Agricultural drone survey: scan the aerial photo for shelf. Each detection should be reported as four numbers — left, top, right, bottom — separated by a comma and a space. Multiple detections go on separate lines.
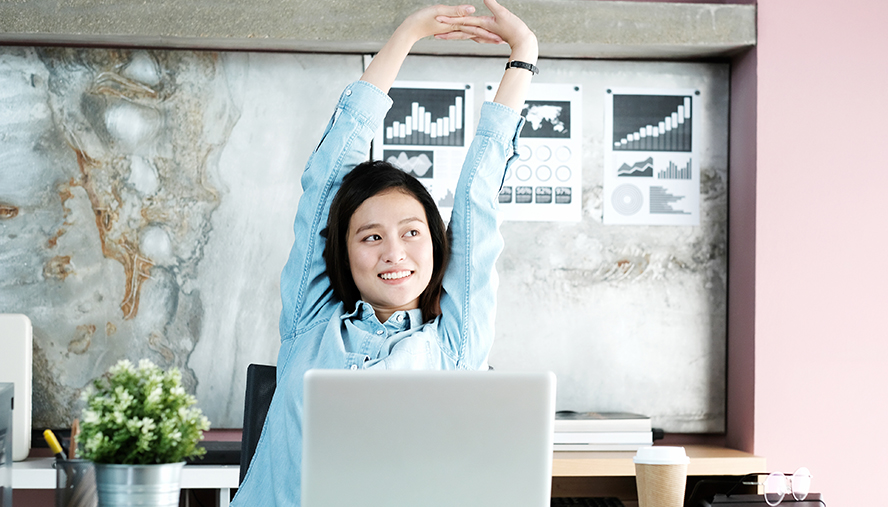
553, 445, 765, 478
0, 1, 755, 59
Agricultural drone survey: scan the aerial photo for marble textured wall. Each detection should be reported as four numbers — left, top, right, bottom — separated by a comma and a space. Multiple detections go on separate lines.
0, 48, 356, 428
1, 48, 727, 431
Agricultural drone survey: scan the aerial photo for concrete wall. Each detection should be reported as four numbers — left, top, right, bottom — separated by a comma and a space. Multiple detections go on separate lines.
0, 0, 755, 59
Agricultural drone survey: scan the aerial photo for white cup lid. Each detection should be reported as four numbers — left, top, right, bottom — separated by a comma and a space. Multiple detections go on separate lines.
633, 446, 690, 465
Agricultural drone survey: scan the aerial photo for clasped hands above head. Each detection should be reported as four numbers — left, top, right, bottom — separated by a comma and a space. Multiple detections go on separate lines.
400, 0, 537, 50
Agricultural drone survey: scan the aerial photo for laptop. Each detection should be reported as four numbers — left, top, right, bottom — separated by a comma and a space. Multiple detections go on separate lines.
302, 369, 556, 507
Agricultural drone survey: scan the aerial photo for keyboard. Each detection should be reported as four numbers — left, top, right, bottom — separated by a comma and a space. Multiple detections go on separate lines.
551, 498, 625, 507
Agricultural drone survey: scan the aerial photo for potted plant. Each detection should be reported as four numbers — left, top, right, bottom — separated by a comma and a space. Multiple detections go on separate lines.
79, 359, 211, 507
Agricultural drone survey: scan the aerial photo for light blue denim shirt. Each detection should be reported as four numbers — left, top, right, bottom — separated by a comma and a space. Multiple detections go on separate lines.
232, 80, 524, 506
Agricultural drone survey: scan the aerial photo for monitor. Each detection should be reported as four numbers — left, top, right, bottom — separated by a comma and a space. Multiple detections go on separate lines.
0, 314, 32, 462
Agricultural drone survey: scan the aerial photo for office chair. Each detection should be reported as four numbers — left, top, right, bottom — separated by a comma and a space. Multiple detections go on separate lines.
239, 363, 277, 484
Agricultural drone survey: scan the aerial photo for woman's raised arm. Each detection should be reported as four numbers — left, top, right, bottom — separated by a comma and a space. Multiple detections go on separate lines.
360, 4, 502, 94
435, 0, 538, 111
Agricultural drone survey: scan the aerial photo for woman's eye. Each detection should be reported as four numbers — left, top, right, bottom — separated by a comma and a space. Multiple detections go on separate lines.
363, 234, 381, 242
404, 230, 419, 238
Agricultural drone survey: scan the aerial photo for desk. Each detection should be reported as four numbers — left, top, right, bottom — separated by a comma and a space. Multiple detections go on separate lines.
552, 445, 765, 505
14, 446, 762, 506
12, 458, 240, 507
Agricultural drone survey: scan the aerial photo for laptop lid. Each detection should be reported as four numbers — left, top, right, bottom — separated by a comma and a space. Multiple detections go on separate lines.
302, 369, 556, 507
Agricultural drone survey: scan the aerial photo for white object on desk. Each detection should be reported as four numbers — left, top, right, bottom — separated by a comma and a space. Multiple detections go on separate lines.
0, 314, 32, 462
13, 458, 240, 507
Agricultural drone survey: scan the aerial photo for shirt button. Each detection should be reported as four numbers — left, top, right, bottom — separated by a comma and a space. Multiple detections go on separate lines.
376, 329, 384, 335
345, 89, 352, 96
350, 364, 357, 370
396, 314, 404, 323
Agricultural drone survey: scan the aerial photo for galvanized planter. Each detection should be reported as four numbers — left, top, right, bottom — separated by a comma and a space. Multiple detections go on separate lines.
93, 462, 185, 507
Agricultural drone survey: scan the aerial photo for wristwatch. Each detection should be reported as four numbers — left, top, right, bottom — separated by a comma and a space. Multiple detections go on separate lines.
505, 60, 539, 75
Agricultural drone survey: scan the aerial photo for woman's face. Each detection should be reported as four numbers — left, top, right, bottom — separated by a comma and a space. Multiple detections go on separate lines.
346, 189, 434, 322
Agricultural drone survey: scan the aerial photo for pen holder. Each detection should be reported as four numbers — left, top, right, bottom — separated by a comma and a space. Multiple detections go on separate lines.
55, 459, 97, 507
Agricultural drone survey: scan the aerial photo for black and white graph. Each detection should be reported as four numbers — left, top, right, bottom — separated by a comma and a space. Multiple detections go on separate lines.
650, 186, 691, 215
612, 94, 692, 152
372, 81, 475, 224
618, 157, 654, 177
384, 87, 466, 146
604, 88, 700, 226
658, 159, 692, 180
384, 149, 434, 179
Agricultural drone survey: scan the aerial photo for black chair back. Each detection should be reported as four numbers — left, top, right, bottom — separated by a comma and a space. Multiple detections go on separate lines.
239, 363, 277, 484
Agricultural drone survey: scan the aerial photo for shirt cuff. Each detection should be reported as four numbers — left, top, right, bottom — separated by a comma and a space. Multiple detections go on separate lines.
338, 80, 394, 131
475, 101, 526, 144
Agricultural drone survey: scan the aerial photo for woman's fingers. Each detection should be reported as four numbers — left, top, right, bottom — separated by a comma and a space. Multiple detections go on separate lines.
431, 1, 533, 47
439, 4, 476, 17
434, 12, 505, 43
435, 27, 504, 44
435, 14, 494, 30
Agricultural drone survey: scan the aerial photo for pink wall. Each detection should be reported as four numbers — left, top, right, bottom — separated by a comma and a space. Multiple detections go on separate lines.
755, 0, 888, 504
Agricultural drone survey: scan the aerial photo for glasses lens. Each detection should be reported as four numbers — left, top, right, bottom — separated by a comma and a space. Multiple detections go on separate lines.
791, 467, 812, 501
764, 472, 787, 506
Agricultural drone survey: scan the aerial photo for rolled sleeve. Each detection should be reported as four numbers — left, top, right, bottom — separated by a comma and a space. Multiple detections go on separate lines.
279, 81, 392, 342
437, 100, 526, 370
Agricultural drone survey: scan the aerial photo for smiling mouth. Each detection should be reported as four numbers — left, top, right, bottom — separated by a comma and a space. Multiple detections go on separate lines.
379, 270, 413, 281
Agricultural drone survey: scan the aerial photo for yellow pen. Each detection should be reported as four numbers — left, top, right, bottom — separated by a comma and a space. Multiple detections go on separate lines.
43, 429, 68, 461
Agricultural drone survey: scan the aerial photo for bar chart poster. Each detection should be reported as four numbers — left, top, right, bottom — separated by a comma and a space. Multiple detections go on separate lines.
603, 88, 700, 226
485, 82, 583, 222
372, 81, 474, 223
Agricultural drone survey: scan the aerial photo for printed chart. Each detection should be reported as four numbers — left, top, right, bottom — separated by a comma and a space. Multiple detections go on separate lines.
603, 88, 700, 226
486, 82, 583, 222
373, 82, 474, 223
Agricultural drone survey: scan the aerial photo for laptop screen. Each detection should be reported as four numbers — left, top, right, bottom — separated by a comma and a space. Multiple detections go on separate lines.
302, 369, 556, 507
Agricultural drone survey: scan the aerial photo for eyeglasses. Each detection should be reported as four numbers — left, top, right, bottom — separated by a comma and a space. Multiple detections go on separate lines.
727, 467, 813, 506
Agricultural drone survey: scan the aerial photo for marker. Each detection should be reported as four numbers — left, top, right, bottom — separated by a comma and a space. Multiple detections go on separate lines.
43, 429, 67, 461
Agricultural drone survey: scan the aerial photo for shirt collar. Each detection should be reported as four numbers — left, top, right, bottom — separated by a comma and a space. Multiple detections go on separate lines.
342, 301, 424, 331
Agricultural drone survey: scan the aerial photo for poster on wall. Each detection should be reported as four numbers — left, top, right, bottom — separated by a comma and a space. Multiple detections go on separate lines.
371, 81, 474, 224
603, 88, 701, 226
486, 82, 582, 222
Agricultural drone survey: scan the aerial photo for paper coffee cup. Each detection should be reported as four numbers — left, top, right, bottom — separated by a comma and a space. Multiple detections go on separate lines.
634, 447, 690, 507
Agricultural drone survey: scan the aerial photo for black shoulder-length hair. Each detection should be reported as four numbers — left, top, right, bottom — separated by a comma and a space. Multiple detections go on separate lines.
323, 160, 450, 322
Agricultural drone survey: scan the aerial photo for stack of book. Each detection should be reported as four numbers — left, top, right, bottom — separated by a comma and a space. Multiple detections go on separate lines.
553, 412, 653, 451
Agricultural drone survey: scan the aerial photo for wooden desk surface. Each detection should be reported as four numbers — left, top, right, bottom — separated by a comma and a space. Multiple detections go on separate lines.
15, 445, 763, 489
553, 445, 765, 477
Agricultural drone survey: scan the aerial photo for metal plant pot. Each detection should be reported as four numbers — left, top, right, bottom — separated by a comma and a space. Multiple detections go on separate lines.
93, 462, 184, 507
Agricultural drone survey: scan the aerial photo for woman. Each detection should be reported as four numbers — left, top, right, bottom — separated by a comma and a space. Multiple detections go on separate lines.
233, 1, 538, 504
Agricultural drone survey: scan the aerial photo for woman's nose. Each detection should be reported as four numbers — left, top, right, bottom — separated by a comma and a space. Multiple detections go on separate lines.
383, 239, 406, 263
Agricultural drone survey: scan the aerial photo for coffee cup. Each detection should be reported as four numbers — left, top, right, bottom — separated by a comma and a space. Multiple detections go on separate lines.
633, 446, 690, 507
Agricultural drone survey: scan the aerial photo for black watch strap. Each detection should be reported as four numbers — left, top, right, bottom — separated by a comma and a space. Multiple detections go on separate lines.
505, 60, 539, 75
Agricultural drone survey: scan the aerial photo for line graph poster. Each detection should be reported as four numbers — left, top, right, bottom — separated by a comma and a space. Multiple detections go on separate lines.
372, 81, 474, 223
486, 82, 582, 222
603, 88, 701, 226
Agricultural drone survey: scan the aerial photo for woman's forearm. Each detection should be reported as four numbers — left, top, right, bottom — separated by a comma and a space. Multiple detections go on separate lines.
493, 33, 539, 111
